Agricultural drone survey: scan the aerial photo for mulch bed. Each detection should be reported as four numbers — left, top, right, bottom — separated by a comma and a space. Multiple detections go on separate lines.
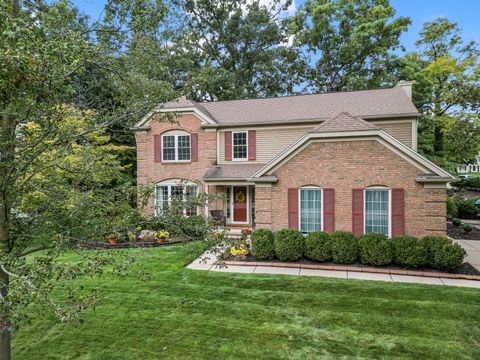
222, 253, 480, 278
447, 222, 480, 241
79, 239, 188, 250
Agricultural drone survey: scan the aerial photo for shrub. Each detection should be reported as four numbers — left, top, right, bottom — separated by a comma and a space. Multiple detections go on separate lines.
250, 229, 275, 260
421, 236, 466, 270
451, 218, 462, 227
432, 242, 466, 271
331, 231, 358, 264
446, 197, 459, 219
463, 223, 473, 234
392, 236, 427, 268
358, 233, 393, 266
452, 177, 480, 191
274, 229, 305, 261
457, 198, 478, 219
179, 215, 209, 239
304, 231, 332, 262
230, 241, 248, 257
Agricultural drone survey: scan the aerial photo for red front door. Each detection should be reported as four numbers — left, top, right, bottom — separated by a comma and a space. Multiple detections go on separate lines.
233, 187, 247, 222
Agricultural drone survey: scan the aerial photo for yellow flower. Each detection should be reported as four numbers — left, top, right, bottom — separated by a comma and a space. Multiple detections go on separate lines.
230, 243, 248, 256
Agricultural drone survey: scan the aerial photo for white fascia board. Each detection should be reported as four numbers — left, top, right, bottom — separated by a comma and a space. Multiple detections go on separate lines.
251, 129, 454, 179
133, 107, 217, 128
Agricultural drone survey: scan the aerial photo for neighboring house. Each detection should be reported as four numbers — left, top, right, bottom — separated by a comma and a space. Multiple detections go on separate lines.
133, 81, 454, 238
457, 154, 480, 173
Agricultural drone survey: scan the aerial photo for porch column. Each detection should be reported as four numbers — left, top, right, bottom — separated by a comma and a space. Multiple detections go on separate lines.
254, 184, 272, 230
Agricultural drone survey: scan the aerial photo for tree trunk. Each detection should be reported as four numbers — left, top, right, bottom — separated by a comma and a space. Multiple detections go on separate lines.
434, 122, 444, 156
0, 111, 14, 360
0, 271, 10, 360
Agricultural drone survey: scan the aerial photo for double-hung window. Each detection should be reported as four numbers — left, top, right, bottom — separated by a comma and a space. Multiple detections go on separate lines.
155, 182, 198, 216
299, 187, 322, 233
364, 188, 390, 236
162, 132, 190, 162
232, 131, 248, 160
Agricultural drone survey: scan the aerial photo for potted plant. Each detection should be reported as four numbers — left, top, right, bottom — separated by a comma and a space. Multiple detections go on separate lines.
155, 230, 170, 244
106, 232, 119, 245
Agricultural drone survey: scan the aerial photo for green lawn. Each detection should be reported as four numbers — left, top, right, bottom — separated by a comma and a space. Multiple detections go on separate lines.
13, 243, 480, 359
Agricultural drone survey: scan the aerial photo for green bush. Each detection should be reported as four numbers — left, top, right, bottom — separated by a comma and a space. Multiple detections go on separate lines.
463, 223, 473, 234
250, 229, 275, 260
432, 242, 466, 271
451, 218, 462, 227
304, 231, 332, 262
392, 236, 427, 268
446, 197, 459, 219
457, 198, 478, 219
358, 233, 393, 266
421, 236, 465, 270
274, 229, 305, 261
452, 177, 480, 191
331, 231, 358, 264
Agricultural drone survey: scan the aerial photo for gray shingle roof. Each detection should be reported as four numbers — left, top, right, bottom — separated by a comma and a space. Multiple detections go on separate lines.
203, 163, 266, 180
164, 86, 418, 126
311, 112, 377, 133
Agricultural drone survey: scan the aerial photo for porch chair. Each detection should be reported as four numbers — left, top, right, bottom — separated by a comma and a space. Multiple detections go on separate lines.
210, 210, 226, 228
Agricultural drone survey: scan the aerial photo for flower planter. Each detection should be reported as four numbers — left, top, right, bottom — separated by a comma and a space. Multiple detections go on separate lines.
108, 239, 118, 245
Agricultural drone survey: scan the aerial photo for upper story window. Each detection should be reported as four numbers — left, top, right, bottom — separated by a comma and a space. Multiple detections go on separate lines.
162, 131, 190, 162
299, 187, 323, 234
233, 131, 248, 160
364, 188, 390, 237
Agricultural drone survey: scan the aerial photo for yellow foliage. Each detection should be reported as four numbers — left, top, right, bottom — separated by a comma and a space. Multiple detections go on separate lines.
230, 243, 248, 256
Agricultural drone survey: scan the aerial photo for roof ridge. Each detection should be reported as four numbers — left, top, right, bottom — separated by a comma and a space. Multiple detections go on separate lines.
198, 87, 398, 105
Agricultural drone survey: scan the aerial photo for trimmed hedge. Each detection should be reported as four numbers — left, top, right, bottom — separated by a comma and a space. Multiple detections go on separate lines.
274, 229, 305, 261
250, 229, 275, 260
392, 236, 427, 268
331, 231, 358, 264
247, 229, 466, 272
421, 236, 466, 271
358, 233, 393, 266
304, 231, 332, 262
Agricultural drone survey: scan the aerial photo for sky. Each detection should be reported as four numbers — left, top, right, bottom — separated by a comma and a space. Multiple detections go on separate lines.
71, 0, 480, 52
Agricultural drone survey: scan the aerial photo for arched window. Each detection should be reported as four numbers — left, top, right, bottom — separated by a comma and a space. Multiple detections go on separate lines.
155, 179, 198, 216
299, 186, 323, 233
161, 130, 190, 162
364, 186, 390, 237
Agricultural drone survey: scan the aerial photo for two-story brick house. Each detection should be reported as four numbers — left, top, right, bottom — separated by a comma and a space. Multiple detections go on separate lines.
134, 81, 454, 238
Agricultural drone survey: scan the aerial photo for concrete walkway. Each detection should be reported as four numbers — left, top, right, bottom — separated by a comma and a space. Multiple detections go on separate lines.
187, 250, 480, 289
454, 239, 480, 271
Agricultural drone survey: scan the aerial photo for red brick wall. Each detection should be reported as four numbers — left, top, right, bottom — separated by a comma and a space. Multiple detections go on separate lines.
256, 140, 446, 237
136, 114, 217, 214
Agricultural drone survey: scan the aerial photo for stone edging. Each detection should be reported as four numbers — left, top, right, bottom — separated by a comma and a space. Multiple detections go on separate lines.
221, 260, 480, 281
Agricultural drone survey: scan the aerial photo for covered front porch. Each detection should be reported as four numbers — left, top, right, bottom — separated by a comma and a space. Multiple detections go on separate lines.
206, 183, 256, 230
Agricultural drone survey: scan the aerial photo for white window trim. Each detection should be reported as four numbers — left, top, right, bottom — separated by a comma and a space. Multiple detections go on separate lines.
161, 132, 191, 163
154, 181, 199, 216
232, 130, 248, 161
363, 187, 391, 238
298, 186, 324, 234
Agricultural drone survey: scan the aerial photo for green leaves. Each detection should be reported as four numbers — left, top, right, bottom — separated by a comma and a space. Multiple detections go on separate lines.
294, 0, 411, 92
